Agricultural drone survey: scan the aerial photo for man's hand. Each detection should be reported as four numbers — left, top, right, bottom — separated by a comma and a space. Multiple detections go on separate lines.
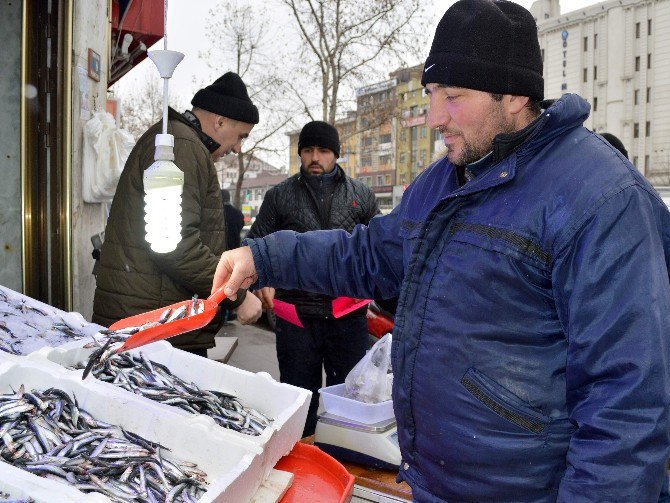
212, 247, 258, 300
254, 287, 275, 310
234, 291, 262, 325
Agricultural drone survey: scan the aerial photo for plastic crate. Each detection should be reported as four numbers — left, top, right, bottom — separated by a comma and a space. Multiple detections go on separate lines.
0, 358, 264, 502
28, 339, 310, 481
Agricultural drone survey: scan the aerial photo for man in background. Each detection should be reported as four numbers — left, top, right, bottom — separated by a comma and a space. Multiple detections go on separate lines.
93, 72, 262, 356
248, 120, 379, 436
221, 188, 245, 249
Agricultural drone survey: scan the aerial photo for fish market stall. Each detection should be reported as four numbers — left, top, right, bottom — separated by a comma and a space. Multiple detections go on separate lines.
0, 285, 324, 502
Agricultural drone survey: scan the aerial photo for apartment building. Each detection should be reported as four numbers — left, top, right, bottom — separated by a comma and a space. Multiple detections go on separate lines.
391, 65, 445, 189
356, 79, 397, 209
533, 0, 670, 184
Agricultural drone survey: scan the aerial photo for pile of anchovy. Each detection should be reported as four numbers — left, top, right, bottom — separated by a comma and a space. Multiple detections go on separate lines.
0, 385, 207, 502
0, 288, 87, 356
77, 335, 273, 437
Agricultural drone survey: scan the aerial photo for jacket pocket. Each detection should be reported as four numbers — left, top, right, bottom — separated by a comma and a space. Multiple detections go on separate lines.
461, 367, 550, 434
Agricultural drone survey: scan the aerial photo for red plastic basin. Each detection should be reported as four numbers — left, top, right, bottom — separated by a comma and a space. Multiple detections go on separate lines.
276, 442, 355, 503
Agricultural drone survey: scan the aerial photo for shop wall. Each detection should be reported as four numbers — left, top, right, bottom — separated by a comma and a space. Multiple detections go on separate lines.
0, 1, 23, 291
70, 0, 109, 320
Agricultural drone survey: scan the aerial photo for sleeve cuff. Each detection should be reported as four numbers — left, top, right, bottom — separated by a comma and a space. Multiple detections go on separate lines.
243, 237, 270, 291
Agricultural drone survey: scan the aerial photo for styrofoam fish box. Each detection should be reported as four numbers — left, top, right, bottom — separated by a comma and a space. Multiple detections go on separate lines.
319, 383, 395, 425
29, 339, 311, 481
0, 358, 265, 503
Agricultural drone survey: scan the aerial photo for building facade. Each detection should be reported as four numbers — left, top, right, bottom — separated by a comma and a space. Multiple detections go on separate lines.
238, 170, 289, 224
356, 79, 397, 209
533, 0, 670, 184
392, 65, 445, 189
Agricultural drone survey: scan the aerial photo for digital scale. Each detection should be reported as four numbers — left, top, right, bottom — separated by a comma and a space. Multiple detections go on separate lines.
314, 412, 401, 471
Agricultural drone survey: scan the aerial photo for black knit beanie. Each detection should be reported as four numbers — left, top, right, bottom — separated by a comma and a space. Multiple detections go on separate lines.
191, 72, 259, 124
421, 0, 544, 101
298, 121, 340, 158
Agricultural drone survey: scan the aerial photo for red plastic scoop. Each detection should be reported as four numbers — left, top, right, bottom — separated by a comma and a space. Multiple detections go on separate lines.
109, 286, 227, 353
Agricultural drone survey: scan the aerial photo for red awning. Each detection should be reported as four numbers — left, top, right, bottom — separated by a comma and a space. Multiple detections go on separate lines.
109, 0, 165, 85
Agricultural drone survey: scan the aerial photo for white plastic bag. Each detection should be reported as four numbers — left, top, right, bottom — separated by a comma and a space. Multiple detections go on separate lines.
345, 333, 393, 403
82, 111, 135, 203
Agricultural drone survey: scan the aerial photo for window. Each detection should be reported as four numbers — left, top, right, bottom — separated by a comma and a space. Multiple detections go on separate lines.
411, 127, 418, 141
633, 156, 638, 167
646, 121, 651, 136
400, 130, 406, 142
648, 19, 652, 35
647, 87, 651, 103
594, 33, 598, 49
634, 89, 639, 105
400, 174, 407, 184
399, 152, 406, 163
420, 149, 427, 162
361, 155, 372, 167
385, 174, 391, 185
593, 66, 598, 80
635, 56, 640, 71
647, 53, 652, 69
364, 137, 373, 147
593, 97, 598, 111
541, 49, 545, 62
379, 134, 392, 144
645, 155, 649, 170
583, 68, 588, 82
379, 155, 391, 165
583, 36, 588, 51
420, 127, 427, 139
432, 129, 441, 141
635, 22, 640, 38
376, 175, 383, 186
634, 123, 639, 138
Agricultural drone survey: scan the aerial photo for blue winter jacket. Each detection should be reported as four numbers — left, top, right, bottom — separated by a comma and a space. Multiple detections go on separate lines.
247, 94, 670, 502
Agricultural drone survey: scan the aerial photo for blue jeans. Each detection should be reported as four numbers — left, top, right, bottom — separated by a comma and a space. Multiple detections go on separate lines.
275, 314, 369, 437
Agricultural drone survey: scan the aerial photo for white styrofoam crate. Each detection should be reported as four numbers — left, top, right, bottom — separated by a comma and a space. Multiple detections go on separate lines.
28, 339, 311, 481
319, 383, 394, 425
0, 358, 265, 503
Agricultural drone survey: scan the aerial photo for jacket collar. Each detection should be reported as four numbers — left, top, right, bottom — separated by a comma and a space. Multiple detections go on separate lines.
443, 94, 590, 199
169, 108, 221, 154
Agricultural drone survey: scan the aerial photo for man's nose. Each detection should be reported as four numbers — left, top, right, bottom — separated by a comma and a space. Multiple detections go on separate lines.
310, 151, 321, 163
426, 103, 449, 130
232, 141, 242, 154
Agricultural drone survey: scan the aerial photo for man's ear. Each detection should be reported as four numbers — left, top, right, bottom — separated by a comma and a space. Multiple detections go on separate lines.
507, 95, 530, 115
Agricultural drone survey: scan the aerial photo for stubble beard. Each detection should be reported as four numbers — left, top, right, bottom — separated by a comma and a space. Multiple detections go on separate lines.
450, 102, 516, 166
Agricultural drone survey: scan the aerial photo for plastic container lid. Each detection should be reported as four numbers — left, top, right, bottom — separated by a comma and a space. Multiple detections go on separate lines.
276, 442, 354, 503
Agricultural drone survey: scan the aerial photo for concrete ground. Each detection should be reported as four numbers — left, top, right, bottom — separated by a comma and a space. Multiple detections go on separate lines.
214, 318, 280, 380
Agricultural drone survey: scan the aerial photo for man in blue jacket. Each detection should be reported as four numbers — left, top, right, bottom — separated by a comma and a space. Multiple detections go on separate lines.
212, 0, 670, 500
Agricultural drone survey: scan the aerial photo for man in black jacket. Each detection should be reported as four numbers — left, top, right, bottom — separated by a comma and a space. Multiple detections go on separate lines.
221, 189, 245, 249
249, 120, 379, 436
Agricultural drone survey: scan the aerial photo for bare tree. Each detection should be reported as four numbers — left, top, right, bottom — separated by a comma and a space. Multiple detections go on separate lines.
200, 1, 296, 208
114, 70, 187, 140
279, 0, 428, 124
